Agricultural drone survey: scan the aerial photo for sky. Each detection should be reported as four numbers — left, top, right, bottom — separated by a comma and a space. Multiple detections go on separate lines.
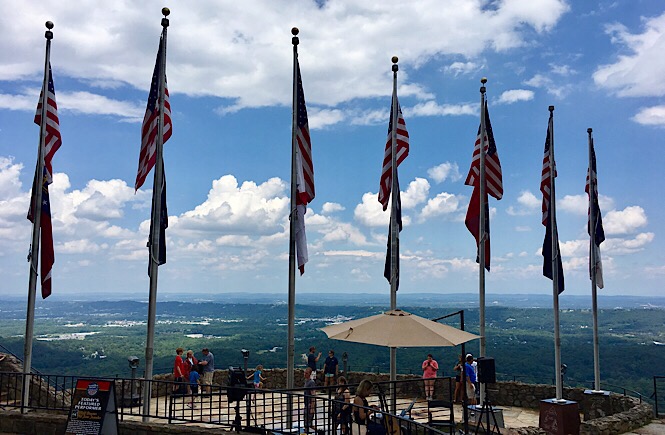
0, 0, 664, 301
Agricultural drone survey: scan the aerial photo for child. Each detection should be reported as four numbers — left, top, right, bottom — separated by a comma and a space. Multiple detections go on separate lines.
187, 365, 201, 408
248, 364, 267, 388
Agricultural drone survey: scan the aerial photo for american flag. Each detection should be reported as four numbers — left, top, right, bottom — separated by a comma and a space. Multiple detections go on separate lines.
464, 102, 503, 200
135, 37, 172, 191
541, 114, 564, 293
540, 117, 556, 225
33, 64, 61, 184
378, 100, 409, 210
586, 139, 605, 288
294, 58, 314, 274
465, 102, 502, 271
295, 60, 314, 206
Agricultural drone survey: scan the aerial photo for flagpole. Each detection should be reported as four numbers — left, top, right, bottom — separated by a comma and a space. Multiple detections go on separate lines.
478, 78, 487, 406
22, 20, 53, 413
588, 128, 601, 392
286, 27, 299, 401
548, 105, 563, 401
142, 8, 169, 421
389, 56, 399, 386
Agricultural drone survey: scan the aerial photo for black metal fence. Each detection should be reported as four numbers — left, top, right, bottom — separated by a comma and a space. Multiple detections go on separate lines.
654, 376, 665, 418
0, 371, 452, 434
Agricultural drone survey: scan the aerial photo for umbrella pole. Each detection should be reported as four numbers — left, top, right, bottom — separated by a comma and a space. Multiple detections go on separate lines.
432, 309, 470, 434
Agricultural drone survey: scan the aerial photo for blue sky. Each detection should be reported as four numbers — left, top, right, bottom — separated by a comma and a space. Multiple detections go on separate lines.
0, 0, 664, 300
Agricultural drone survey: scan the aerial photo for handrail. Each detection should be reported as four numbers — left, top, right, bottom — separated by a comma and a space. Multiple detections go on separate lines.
0, 371, 451, 433
653, 375, 665, 417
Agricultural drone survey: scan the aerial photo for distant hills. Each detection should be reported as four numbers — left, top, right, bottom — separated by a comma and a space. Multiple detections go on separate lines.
6, 292, 663, 310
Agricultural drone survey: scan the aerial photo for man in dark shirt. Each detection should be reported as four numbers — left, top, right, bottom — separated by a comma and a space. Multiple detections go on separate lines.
307, 346, 321, 382
323, 349, 339, 387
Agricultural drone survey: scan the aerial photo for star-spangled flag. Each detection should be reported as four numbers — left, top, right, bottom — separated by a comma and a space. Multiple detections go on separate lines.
384, 174, 402, 289
33, 63, 61, 184
541, 116, 564, 294
465, 102, 503, 200
136, 36, 172, 191
148, 162, 168, 277
27, 170, 54, 299
378, 100, 409, 210
586, 141, 605, 289
465, 102, 502, 270
294, 58, 314, 274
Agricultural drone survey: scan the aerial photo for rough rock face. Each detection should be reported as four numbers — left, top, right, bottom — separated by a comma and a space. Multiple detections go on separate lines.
0, 352, 23, 373
0, 352, 70, 409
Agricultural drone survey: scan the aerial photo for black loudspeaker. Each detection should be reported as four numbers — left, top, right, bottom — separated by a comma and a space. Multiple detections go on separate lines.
477, 357, 496, 384
227, 366, 248, 402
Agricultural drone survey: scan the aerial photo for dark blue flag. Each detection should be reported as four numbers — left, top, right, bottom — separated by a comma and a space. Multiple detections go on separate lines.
384, 174, 402, 289
148, 162, 167, 276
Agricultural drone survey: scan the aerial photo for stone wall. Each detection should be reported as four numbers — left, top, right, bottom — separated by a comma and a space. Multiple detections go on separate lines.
0, 411, 252, 435
487, 381, 654, 435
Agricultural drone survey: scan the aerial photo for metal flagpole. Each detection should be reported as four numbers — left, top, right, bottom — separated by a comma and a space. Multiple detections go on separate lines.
588, 128, 602, 392
287, 27, 299, 412
142, 8, 169, 421
389, 56, 399, 387
548, 106, 563, 401
388, 56, 400, 414
22, 20, 53, 413
478, 78, 487, 406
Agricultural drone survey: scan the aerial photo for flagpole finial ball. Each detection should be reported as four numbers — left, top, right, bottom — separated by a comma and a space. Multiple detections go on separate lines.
391, 56, 398, 64
292, 27, 299, 36
587, 128, 592, 133
549, 105, 555, 112
45, 21, 54, 30
481, 77, 487, 84
162, 7, 170, 17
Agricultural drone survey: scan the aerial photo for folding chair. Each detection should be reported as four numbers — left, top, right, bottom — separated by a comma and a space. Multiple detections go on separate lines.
427, 399, 455, 434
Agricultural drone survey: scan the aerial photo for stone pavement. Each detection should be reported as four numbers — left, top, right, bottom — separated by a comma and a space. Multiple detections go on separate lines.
623, 418, 665, 434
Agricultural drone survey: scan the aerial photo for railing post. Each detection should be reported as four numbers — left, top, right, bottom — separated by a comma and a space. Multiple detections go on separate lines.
654, 376, 659, 417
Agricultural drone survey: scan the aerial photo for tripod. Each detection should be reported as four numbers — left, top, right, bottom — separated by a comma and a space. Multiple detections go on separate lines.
473, 387, 501, 435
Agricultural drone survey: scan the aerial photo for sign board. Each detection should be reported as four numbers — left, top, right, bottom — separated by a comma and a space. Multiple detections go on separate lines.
65, 379, 119, 435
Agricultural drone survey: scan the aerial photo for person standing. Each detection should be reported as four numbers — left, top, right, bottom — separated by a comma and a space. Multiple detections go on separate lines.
465, 354, 477, 406
303, 367, 317, 433
323, 350, 339, 387
183, 349, 198, 395
352, 379, 379, 435
307, 346, 321, 382
453, 354, 464, 403
173, 347, 186, 395
248, 364, 267, 389
421, 353, 439, 400
199, 347, 215, 394
334, 376, 352, 434
187, 365, 200, 408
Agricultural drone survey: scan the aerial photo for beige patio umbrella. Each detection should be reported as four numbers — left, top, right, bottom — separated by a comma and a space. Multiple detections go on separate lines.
320, 309, 479, 347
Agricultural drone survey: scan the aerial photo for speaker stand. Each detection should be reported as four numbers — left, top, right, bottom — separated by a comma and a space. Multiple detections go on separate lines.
473, 389, 501, 435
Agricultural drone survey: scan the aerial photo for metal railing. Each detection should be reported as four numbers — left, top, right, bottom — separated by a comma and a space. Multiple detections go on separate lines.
587, 381, 645, 404
0, 371, 453, 433
654, 376, 665, 417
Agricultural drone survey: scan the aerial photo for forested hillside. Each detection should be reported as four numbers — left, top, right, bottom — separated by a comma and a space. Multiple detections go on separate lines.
0, 299, 663, 397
